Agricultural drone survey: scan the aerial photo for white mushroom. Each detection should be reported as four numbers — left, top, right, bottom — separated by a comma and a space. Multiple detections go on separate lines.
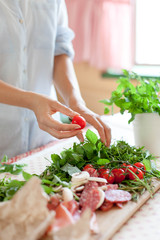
74, 185, 85, 192
96, 188, 105, 209
88, 177, 107, 183
71, 171, 90, 183
71, 180, 87, 192
62, 187, 73, 202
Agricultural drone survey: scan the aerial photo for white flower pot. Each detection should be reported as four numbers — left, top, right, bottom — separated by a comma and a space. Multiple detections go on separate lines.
133, 113, 160, 157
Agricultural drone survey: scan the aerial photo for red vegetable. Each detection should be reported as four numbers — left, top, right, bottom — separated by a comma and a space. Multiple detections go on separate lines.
98, 168, 115, 184
71, 115, 86, 129
134, 162, 146, 173
111, 168, 125, 183
83, 164, 94, 171
83, 165, 98, 177
129, 167, 144, 180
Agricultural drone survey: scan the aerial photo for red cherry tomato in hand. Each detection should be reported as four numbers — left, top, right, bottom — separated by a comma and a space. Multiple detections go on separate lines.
134, 162, 146, 173
71, 115, 86, 129
111, 168, 125, 183
98, 168, 115, 184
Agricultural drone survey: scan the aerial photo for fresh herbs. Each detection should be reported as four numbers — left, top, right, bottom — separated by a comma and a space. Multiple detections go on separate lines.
100, 69, 160, 123
0, 162, 27, 175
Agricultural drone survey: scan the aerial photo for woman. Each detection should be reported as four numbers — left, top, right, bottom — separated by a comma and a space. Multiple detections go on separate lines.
0, 0, 111, 159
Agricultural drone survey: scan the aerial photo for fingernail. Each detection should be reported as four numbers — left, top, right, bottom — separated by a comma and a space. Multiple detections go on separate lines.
75, 125, 81, 129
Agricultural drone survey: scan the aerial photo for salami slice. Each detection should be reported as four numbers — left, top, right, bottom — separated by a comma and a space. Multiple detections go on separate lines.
116, 202, 124, 208
105, 184, 119, 190
105, 189, 131, 203
100, 200, 113, 211
79, 181, 100, 212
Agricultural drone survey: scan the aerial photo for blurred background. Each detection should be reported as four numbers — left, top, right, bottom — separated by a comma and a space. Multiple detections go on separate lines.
64, 0, 160, 115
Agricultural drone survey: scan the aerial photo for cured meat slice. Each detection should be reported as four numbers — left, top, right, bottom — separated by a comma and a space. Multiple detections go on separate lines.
52, 202, 76, 232
105, 189, 131, 203
116, 202, 124, 208
79, 181, 100, 212
47, 195, 60, 211
62, 200, 80, 221
99, 200, 113, 211
105, 184, 119, 190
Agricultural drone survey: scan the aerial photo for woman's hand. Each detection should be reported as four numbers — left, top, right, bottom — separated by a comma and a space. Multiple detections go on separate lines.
30, 93, 83, 140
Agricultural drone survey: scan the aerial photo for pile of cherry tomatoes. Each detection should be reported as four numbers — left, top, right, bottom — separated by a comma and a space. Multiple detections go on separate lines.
83, 162, 146, 184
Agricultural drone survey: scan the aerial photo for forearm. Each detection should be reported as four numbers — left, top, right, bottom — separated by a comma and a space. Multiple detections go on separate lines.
0, 80, 34, 110
53, 54, 85, 108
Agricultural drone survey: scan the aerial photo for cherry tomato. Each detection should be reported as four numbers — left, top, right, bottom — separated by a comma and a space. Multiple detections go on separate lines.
129, 167, 144, 180
134, 168, 144, 179
134, 162, 146, 173
83, 165, 98, 177
125, 165, 135, 179
111, 168, 125, 183
98, 168, 115, 184
83, 164, 94, 171
71, 115, 86, 129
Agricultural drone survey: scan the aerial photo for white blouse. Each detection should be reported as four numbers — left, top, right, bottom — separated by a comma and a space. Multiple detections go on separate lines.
0, 0, 74, 159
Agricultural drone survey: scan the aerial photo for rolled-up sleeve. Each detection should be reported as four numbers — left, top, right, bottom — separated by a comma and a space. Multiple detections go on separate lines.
54, 0, 75, 59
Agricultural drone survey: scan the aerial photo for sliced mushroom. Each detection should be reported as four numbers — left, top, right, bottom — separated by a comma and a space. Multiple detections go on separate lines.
62, 187, 73, 202
71, 180, 87, 192
71, 171, 90, 183
74, 185, 85, 192
52, 185, 63, 192
88, 177, 107, 183
96, 189, 105, 209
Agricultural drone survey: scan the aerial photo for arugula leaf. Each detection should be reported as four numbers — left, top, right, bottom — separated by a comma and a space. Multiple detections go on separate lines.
0, 163, 26, 175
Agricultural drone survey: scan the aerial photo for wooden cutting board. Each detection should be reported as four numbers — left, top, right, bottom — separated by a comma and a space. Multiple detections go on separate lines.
94, 180, 160, 240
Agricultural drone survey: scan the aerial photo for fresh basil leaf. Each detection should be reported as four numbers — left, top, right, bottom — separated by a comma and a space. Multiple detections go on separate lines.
86, 129, 98, 144
22, 171, 33, 181
97, 159, 110, 165
51, 154, 61, 170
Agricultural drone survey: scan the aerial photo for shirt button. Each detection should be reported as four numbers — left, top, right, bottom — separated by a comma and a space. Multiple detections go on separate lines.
23, 47, 27, 51
23, 70, 26, 74
19, 19, 23, 24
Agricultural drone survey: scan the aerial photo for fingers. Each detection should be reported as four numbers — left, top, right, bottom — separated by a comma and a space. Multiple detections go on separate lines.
76, 111, 111, 147
53, 101, 79, 119
41, 114, 81, 131
76, 132, 84, 143
97, 117, 111, 147
41, 124, 83, 139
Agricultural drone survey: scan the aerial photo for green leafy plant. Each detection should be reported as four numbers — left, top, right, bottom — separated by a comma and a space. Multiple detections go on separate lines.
100, 69, 160, 123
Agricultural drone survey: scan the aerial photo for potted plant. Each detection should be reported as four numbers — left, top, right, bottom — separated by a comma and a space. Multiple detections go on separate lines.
100, 69, 160, 157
